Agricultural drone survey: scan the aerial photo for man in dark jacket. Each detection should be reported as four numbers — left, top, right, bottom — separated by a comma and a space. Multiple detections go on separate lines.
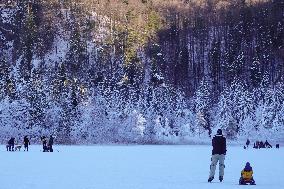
264, 140, 272, 148
48, 135, 54, 152
24, 136, 30, 151
246, 139, 250, 148
41, 136, 48, 152
208, 129, 226, 182
8, 137, 15, 151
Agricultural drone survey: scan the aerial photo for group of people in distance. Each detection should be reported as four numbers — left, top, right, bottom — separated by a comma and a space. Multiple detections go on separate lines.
208, 129, 256, 185
6, 135, 54, 152
245, 139, 278, 149
253, 140, 272, 149
41, 135, 54, 152
6, 136, 30, 151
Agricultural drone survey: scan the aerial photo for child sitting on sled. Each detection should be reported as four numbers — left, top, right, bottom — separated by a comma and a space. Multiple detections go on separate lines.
239, 162, 256, 185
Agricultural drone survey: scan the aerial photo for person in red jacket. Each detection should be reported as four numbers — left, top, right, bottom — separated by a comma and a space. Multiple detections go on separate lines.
208, 129, 226, 183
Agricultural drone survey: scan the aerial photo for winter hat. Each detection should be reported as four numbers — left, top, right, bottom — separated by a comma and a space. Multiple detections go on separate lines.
217, 129, 222, 135
244, 162, 252, 171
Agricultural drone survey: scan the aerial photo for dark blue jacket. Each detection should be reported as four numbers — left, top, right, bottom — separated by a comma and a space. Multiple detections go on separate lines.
212, 134, 226, 155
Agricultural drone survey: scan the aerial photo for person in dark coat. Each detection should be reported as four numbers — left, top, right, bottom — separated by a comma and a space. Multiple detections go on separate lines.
246, 139, 250, 148
8, 137, 15, 151
255, 141, 259, 149
48, 135, 54, 152
41, 136, 48, 152
260, 141, 264, 148
253, 142, 257, 149
23, 136, 30, 151
208, 129, 227, 183
264, 140, 272, 148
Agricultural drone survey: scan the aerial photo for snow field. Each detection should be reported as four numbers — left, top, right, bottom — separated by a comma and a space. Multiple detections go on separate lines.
0, 145, 283, 189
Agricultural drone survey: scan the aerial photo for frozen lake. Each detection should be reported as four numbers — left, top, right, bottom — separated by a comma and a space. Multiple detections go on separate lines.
0, 145, 283, 189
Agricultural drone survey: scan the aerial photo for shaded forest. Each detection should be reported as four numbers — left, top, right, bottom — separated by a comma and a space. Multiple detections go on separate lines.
0, 0, 283, 144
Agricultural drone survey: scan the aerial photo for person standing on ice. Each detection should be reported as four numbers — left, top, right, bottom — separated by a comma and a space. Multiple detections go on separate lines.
246, 139, 250, 148
264, 140, 272, 148
41, 136, 48, 152
8, 137, 15, 151
48, 135, 54, 152
208, 129, 226, 182
24, 136, 30, 151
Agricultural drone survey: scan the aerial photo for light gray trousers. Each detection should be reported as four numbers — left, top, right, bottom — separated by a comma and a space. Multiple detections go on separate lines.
209, 154, 225, 178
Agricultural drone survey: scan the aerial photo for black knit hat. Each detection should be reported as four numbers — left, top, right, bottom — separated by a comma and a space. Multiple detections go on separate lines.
217, 129, 222, 135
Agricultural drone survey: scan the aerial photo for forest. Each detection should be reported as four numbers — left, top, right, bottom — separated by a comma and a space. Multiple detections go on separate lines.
0, 0, 283, 144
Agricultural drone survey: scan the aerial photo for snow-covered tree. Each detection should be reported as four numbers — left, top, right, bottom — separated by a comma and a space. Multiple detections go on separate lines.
214, 80, 254, 139
194, 77, 213, 136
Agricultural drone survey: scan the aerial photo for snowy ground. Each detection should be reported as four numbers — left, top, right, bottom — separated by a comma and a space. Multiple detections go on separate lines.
0, 145, 283, 189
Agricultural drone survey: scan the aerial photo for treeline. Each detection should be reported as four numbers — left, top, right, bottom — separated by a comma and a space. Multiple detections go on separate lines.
0, 0, 283, 143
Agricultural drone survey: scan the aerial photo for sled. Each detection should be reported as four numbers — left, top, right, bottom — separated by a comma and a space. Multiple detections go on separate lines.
239, 179, 256, 185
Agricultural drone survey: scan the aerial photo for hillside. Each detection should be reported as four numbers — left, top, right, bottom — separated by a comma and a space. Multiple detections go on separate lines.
0, 0, 283, 144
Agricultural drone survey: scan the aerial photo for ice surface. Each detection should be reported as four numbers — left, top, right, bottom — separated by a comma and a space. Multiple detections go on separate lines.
0, 145, 283, 189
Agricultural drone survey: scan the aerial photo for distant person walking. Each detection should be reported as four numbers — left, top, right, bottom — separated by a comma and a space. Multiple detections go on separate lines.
24, 136, 30, 151
8, 137, 15, 151
48, 135, 54, 152
41, 136, 48, 152
208, 129, 227, 183
259, 141, 264, 148
246, 139, 250, 148
264, 140, 272, 148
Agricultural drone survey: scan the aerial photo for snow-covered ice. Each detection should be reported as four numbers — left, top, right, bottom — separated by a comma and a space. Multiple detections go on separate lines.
0, 145, 283, 189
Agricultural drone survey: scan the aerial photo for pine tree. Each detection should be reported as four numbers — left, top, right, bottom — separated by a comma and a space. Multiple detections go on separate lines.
250, 57, 262, 87
0, 57, 10, 99
65, 21, 87, 78
17, 1, 37, 80
209, 39, 221, 92
27, 64, 49, 130
195, 77, 213, 136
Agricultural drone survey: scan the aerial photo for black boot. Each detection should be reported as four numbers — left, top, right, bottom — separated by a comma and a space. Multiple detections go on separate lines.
208, 177, 214, 182
219, 176, 223, 182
